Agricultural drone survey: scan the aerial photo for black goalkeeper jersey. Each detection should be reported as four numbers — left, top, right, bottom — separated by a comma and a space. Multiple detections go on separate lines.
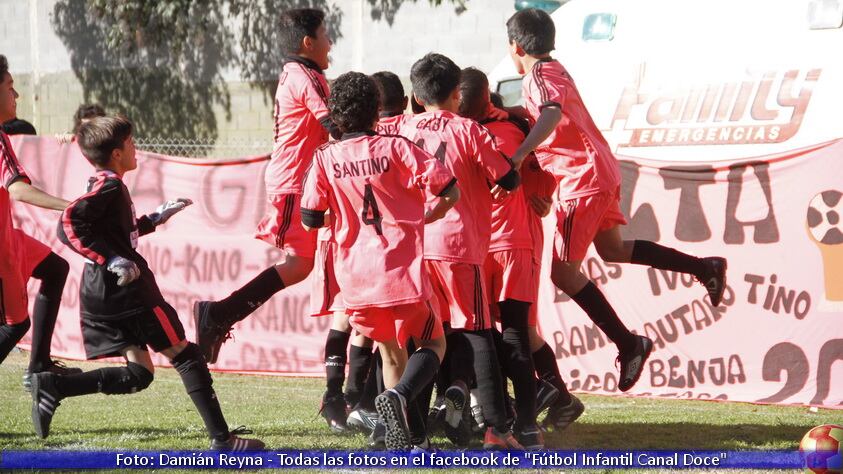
57, 169, 166, 320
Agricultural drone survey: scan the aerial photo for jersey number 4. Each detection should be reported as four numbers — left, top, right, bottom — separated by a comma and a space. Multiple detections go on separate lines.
415, 139, 447, 164
361, 184, 384, 236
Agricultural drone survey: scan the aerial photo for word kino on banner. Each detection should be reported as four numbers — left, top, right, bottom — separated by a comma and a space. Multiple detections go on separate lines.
0, 450, 805, 470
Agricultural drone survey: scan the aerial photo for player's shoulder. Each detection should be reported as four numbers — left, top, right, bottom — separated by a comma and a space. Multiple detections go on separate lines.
377, 133, 421, 150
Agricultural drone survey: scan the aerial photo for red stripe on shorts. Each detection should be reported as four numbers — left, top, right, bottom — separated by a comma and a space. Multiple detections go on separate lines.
153, 306, 181, 346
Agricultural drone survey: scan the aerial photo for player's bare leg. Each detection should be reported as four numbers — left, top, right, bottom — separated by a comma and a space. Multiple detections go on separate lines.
194, 254, 314, 363
592, 225, 727, 306
550, 257, 652, 392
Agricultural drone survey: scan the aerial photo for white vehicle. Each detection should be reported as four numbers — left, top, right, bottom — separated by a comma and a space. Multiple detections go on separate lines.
489, 0, 843, 161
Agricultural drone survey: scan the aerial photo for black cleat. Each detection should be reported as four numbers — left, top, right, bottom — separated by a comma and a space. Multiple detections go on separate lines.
31, 372, 62, 439
617, 335, 654, 392
442, 381, 472, 447
516, 424, 545, 450
535, 379, 560, 416
319, 392, 349, 434
209, 426, 265, 451
193, 301, 232, 364
368, 419, 386, 448
542, 394, 584, 431
697, 257, 727, 306
375, 389, 412, 450
23, 360, 82, 393
347, 407, 378, 434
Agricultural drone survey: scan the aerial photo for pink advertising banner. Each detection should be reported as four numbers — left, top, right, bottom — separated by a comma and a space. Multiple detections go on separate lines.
10, 136, 843, 409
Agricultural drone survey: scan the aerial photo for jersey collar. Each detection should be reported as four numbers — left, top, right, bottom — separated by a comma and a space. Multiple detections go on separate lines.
340, 130, 377, 141
95, 169, 120, 179
282, 55, 323, 74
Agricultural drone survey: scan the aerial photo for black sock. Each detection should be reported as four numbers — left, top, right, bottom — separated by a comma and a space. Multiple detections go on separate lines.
0, 320, 31, 365
324, 329, 349, 397
464, 330, 508, 432
407, 396, 428, 443
571, 281, 636, 352
345, 345, 373, 407
631, 240, 704, 277
172, 343, 229, 441
446, 331, 474, 387
499, 300, 537, 428
216, 268, 285, 327
490, 327, 510, 380
533, 343, 571, 406
357, 348, 380, 411
29, 253, 69, 371
393, 348, 440, 403
55, 363, 154, 398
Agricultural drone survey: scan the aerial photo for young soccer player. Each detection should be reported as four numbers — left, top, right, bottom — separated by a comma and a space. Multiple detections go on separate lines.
458, 67, 542, 446
505, 9, 728, 392
0, 54, 81, 389
301, 71, 458, 449
371, 71, 410, 135
33, 115, 264, 450
399, 53, 526, 449
193, 8, 340, 364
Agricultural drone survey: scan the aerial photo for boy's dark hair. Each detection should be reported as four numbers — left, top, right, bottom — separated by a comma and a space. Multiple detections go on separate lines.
77, 115, 134, 167
410, 53, 461, 106
410, 93, 425, 114
279, 9, 326, 55
458, 67, 490, 121
490, 92, 504, 109
73, 104, 106, 134
0, 55, 8, 80
506, 8, 556, 55
370, 71, 405, 113
329, 72, 380, 134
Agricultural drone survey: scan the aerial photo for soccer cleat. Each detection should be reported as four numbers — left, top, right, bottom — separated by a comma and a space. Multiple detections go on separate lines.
483, 427, 524, 450
209, 426, 265, 451
319, 392, 350, 434
23, 360, 82, 392
368, 419, 386, 448
542, 394, 585, 431
516, 424, 545, 450
535, 379, 560, 416
469, 389, 486, 434
697, 257, 728, 306
410, 436, 432, 453
442, 381, 473, 447
427, 393, 446, 436
617, 335, 654, 392
347, 407, 378, 434
193, 301, 232, 364
375, 389, 412, 450
31, 372, 62, 439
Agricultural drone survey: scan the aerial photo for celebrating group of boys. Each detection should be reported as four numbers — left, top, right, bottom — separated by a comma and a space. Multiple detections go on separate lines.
0, 7, 726, 451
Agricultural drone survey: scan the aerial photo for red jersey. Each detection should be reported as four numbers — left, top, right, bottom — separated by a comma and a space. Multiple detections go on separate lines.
481, 118, 533, 253
266, 56, 331, 196
399, 110, 519, 265
301, 131, 455, 309
375, 113, 409, 135
522, 58, 621, 199
520, 153, 556, 262
0, 132, 30, 262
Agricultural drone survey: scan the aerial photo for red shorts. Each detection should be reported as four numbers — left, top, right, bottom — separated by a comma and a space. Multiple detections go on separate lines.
554, 189, 627, 262
255, 193, 317, 258
484, 249, 536, 305
349, 300, 443, 349
310, 239, 345, 317
0, 231, 51, 325
425, 260, 490, 331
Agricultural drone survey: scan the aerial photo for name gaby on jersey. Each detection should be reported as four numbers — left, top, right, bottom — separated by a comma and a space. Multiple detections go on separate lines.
331, 156, 391, 178
609, 69, 820, 147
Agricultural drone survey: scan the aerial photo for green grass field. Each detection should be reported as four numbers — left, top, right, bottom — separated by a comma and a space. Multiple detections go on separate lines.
0, 349, 831, 473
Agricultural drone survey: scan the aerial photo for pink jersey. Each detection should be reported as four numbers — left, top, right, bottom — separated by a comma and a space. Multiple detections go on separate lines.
482, 119, 533, 253
375, 113, 409, 136
301, 131, 455, 309
520, 153, 556, 263
522, 58, 621, 200
265, 56, 331, 196
399, 110, 519, 265
0, 132, 29, 261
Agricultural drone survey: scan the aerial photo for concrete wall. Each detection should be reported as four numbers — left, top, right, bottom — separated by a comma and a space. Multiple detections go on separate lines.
0, 0, 514, 155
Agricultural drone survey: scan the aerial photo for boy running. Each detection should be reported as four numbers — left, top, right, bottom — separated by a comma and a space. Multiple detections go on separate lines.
301, 72, 458, 449
34, 115, 263, 450
505, 9, 728, 392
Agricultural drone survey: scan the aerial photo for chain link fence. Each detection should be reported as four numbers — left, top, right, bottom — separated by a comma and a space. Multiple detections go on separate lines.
134, 137, 272, 159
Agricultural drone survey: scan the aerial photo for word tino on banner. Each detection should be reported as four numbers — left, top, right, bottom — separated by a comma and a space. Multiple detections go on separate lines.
0, 450, 809, 470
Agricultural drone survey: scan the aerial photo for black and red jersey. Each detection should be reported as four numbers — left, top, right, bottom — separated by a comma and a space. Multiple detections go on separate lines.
57, 170, 166, 320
